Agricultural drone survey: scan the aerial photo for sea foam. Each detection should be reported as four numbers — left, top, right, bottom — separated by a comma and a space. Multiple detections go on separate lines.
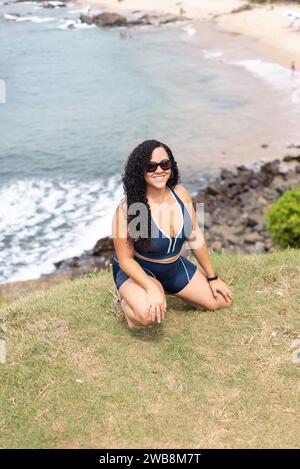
0, 176, 122, 283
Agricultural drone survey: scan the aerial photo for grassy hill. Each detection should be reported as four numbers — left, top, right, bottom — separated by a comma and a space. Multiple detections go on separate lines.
0, 249, 299, 448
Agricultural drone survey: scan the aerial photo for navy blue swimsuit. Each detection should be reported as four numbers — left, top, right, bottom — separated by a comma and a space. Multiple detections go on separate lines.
112, 186, 197, 294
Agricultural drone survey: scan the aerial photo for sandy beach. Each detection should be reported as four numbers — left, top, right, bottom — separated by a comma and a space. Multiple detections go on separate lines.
73, 0, 300, 69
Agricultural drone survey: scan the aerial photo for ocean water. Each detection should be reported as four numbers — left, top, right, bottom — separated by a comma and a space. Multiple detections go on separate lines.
1, 1, 300, 283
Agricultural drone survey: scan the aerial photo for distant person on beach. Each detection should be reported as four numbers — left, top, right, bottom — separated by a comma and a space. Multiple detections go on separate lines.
291, 60, 296, 76
111, 140, 233, 328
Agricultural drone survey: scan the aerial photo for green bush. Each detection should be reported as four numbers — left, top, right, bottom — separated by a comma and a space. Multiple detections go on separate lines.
266, 184, 300, 248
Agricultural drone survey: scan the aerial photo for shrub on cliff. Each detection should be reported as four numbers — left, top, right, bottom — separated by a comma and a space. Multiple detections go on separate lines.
266, 184, 300, 248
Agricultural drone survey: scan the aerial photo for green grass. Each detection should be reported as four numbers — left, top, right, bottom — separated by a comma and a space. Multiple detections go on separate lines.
0, 249, 299, 448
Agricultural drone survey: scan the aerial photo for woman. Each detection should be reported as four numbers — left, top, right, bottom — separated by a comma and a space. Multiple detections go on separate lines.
112, 139, 233, 328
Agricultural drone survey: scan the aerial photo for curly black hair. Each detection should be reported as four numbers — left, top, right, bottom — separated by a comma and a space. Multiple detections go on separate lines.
121, 139, 181, 251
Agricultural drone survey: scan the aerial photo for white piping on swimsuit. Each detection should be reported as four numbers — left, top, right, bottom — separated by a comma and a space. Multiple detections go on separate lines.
150, 187, 184, 255
113, 257, 157, 278
180, 257, 190, 282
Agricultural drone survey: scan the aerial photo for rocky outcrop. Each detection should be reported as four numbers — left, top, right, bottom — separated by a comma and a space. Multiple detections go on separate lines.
80, 12, 128, 28
191, 159, 300, 254
52, 236, 114, 276
79, 11, 190, 28
42, 1, 67, 8
230, 4, 253, 15
283, 154, 300, 163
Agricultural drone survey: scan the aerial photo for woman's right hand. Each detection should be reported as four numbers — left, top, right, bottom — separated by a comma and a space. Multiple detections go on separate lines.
145, 282, 167, 324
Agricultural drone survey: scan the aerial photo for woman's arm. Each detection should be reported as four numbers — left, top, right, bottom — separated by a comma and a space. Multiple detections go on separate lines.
112, 202, 156, 290
176, 185, 233, 303
189, 242, 217, 278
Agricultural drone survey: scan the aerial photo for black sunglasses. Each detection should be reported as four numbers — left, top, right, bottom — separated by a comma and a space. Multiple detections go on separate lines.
145, 159, 172, 173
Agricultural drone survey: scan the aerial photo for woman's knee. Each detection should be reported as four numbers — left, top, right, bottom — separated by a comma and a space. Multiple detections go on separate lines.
131, 310, 156, 327
136, 316, 156, 327
134, 303, 159, 326
206, 297, 234, 311
123, 299, 156, 327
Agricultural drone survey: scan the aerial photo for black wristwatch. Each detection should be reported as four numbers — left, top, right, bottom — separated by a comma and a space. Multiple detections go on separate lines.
207, 272, 218, 282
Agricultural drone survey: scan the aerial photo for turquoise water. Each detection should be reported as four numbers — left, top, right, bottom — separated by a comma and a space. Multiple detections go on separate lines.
1, 1, 300, 283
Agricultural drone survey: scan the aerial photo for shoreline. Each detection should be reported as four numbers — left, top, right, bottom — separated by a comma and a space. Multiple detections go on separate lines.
73, 0, 300, 70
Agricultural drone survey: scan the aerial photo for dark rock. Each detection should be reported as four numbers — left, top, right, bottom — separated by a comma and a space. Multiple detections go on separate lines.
6, 12, 21, 16
244, 245, 259, 254
255, 241, 266, 252
256, 195, 269, 206
43, 1, 67, 8
244, 233, 264, 245
283, 154, 300, 162
231, 4, 253, 14
243, 213, 265, 228
248, 178, 259, 188
79, 10, 189, 28
227, 234, 240, 245
206, 181, 222, 195
237, 191, 252, 206
255, 223, 267, 232
236, 164, 249, 172
54, 259, 64, 269
224, 183, 240, 198
137, 13, 189, 25
283, 168, 298, 181
261, 159, 281, 175
68, 257, 80, 268
204, 212, 212, 229
211, 225, 237, 237
220, 168, 236, 180
270, 174, 285, 187
211, 207, 222, 219
210, 241, 222, 252
262, 187, 279, 201
80, 12, 128, 27
92, 236, 115, 258
286, 144, 300, 149
239, 173, 256, 186
79, 14, 95, 25
261, 231, 271, 239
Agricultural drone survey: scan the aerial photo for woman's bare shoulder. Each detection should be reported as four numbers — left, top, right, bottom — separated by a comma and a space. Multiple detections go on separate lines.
173, 184, 192, 203
119, 195, 127, 208
116, 196, 128, 218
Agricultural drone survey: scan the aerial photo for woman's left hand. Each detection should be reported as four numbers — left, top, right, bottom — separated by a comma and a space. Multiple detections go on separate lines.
208, 278, 233, 303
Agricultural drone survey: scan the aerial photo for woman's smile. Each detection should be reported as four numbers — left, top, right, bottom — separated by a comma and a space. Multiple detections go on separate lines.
153, 174, 166, 181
